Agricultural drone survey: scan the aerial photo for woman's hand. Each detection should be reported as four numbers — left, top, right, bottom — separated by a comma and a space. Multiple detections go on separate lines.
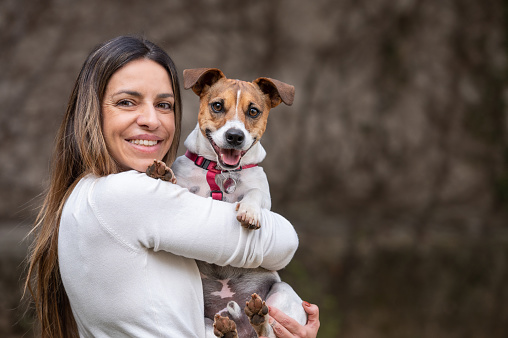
261, 301, 320, 338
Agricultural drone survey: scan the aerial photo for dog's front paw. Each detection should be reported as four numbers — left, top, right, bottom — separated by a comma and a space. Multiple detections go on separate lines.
235, 203, 261, 230
146, 160, 177, 183
244, 293, 269, 326
213, 314, 238, 338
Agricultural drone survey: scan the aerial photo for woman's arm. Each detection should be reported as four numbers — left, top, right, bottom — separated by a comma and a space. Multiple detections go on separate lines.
88, 171, 298, 271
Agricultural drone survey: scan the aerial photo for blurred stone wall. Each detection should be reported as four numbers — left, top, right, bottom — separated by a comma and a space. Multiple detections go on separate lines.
1, 0, 508, 337
1, 0, 506, 226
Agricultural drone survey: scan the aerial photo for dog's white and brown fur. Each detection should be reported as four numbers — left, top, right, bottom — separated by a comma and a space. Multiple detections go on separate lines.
148, 68, 306, 337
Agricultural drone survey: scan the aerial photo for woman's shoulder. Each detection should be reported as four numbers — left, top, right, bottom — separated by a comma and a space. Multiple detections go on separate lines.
85, 170, 149, 183
84, 170, 191, 206
71, 171, 142, 194
84, 170, 170, 190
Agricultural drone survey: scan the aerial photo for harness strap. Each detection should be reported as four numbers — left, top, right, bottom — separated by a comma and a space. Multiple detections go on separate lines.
185, 150, 257, 200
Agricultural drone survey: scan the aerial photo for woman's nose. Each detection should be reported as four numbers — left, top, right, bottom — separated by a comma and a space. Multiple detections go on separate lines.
137, 104, 161, 130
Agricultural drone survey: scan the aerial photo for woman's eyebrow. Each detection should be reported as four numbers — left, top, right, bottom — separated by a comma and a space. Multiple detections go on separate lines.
111, 91, 174, 99
157, 93, 174, 99
112, 90, 142, 98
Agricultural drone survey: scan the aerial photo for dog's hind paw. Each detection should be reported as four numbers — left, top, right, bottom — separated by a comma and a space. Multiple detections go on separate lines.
244, 293, 269, 326
235, 203, 261, 230
146, 160, 177, 183
213, 314, 238, 338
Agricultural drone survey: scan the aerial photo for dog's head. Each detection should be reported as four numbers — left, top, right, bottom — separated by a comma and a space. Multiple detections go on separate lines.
183, 68, 294, 170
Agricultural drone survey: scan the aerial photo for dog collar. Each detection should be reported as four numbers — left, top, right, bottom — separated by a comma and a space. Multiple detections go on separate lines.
185, 150, 257, 201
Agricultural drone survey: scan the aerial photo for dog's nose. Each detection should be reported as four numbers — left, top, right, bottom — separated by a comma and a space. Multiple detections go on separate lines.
225, 129, 245, 147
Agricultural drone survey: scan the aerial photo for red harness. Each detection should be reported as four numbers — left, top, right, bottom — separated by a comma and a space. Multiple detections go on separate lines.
185, 150, 257, 201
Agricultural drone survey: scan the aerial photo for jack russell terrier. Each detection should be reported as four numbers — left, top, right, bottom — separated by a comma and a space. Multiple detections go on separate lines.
147, 68, 306, 338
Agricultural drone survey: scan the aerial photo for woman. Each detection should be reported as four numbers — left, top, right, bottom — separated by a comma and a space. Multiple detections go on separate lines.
25, 35, 319, 337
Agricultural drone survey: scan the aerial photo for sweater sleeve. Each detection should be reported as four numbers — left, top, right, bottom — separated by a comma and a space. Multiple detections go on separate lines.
87, 171, 298, 271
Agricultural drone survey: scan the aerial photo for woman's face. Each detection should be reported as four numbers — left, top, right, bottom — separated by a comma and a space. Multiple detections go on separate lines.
102, 58, 176, 172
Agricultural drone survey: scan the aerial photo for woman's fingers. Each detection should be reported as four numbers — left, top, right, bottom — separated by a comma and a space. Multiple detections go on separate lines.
268, 305, 299, 333
303, 301, 320, 331
268, 316, 293, 338
267, 305, 308, 337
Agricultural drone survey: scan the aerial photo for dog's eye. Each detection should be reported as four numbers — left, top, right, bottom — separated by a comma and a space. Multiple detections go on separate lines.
248, 107, 261, 118
211, 102, 223, 113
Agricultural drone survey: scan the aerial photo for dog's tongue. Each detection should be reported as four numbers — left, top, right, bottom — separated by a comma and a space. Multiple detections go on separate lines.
220, 148, 242, 166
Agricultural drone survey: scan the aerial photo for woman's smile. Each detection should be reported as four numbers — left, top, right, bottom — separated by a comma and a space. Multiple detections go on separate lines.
128, 140, 159, 147
126, 134, 164, 148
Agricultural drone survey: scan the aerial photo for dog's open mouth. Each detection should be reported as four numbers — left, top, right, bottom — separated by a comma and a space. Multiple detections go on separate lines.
218, 148, 243, 167
206, 132, 246, 169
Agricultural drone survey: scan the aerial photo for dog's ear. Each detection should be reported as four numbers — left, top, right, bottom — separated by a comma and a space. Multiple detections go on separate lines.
183, 68, 225, 96
253, 77, 295, 108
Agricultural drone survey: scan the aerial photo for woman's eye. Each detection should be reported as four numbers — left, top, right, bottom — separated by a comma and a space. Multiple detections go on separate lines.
248, 107, 261, 118
211, 102, 223, 113
157, 102, 173, 110
116, 100, 134, 107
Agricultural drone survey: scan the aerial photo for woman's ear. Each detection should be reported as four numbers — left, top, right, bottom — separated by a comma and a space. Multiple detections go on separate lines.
183, 68, 225, 96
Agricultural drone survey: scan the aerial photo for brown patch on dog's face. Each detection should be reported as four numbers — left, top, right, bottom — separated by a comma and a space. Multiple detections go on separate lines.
197, 78, 273, 141
183, 68, 294, 168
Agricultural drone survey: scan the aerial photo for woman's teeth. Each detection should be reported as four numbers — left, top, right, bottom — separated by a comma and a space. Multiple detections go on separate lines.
129, 139, 158, 146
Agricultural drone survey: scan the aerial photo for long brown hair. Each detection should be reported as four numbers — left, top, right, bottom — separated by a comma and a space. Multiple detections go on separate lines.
24, 35, 182, 338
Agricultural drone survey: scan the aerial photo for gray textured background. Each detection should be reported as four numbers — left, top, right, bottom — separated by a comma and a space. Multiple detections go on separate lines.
1, 0, 508, 337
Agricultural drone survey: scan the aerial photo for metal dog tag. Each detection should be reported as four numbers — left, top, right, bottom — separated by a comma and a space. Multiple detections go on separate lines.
223, 177, 237, 194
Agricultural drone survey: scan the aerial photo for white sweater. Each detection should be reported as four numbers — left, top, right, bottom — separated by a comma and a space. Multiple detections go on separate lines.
58, 171, 298, 337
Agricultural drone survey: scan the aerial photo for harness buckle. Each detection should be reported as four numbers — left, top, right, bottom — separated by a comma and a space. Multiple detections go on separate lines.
195, 157, 211, 170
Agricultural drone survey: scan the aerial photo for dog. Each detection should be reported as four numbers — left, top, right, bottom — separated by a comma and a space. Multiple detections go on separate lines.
147, 68, 306, 337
